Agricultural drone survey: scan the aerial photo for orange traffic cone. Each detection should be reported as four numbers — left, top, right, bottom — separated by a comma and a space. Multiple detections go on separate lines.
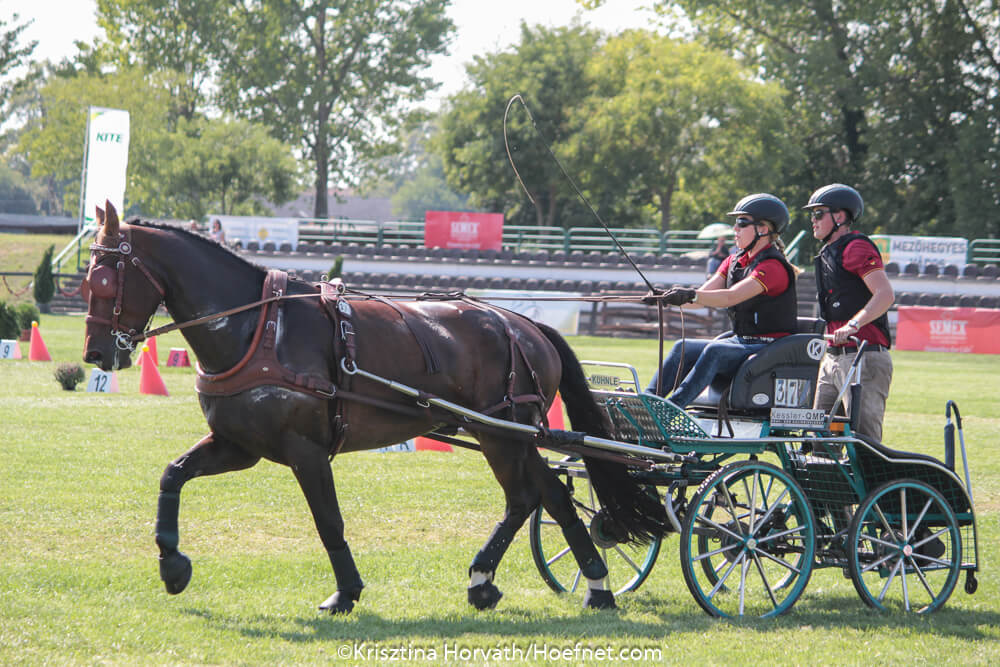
138, 345, 169, 396
28, 321, 51, 361
414, 436, 453, 452
547, 392, 565, 429
136, 336, 158, 366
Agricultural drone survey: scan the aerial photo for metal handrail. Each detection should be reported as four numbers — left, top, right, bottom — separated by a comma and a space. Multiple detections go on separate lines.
51, 225, 97, 274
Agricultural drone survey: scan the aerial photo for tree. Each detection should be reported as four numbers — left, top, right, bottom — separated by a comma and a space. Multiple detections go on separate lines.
159, 116, 300, 218
33, 244, 55, 310
366, 113, 470, 220
212, 0, 453, 219
571, 30, 799, 231
438, 23, 603, 227
16, 67, 299, 219
0, 9, 37, 110
642, 0, 1000, 238
95, 0, 229, 123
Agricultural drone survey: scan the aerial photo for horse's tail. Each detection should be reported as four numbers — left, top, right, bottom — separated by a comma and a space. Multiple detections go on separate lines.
535, 322, 670, 544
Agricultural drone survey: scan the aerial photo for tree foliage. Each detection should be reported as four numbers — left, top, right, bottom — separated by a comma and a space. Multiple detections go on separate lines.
0, 9, 37, 109
438, 23, 603, 227
15, 68, 299, 219
650, 0, 1000, 238
95, 0, 229, 123
438, 25, 800, 231
211, 0, 453, 218
572, 30, 799, 231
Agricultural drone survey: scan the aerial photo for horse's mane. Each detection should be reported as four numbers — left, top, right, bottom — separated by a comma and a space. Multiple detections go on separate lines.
125, 217, 270, 273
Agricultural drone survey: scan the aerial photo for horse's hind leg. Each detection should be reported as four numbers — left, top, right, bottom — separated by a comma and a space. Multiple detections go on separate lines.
155, 433, 259, 594
533, 458, 616, 609
466, 437, 543, 610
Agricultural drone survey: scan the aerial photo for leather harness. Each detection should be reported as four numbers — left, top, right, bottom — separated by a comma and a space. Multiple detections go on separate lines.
192, 270, 551, 452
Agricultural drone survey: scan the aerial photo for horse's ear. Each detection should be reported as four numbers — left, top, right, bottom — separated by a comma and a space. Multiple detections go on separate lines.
104, 199, 119, 237
96, 206, 105, 227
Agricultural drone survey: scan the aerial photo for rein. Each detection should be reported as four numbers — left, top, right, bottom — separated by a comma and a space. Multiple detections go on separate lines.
137, 292, 324, 343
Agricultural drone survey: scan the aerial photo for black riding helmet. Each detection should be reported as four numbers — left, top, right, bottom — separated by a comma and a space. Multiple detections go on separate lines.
803, 183, 864, 222
726, 193, 790, 235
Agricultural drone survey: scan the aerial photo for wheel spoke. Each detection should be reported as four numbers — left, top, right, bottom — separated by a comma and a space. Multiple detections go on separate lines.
877, 557, 903, 603
756, 524, 808, 545
708, 551, 743, 600
693, 541, 742, 562
748, 470, 760, 533
863, 533, 903, 552
906, 554, 938, 600
540, 517, 560, 526
611, 544, 642, 575
755, 548, 801, 574
900, 488, 909, 546
872, 502, 896, 537
753, 486, 791, 532
900, 553, 910, 611
751, 551, 779, 608
545, 545, 573, 568
719, 485, 745, 534
739, 550, 750, 615
570, 568, 582, 593
860, 546, 899, 574
694, 513, 745, 542
907, 498, 934, 541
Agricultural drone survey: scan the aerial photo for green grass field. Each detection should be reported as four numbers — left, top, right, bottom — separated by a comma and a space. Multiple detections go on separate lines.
2, 314, 999, 665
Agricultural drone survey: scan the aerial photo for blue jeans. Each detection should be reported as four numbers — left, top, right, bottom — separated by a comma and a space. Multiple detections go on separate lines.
646, 337, 770, 407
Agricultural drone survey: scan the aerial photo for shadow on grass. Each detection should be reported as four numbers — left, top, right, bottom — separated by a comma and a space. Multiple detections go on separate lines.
179, 588, 1000, 644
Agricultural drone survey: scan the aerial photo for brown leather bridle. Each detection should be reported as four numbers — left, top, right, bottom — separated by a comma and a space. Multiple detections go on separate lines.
83, 231, 167, 354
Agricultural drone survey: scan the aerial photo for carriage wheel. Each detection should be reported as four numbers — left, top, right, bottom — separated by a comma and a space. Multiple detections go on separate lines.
680, 460, 815, 618
847, 479, 961, 613
529, 467, 661, 597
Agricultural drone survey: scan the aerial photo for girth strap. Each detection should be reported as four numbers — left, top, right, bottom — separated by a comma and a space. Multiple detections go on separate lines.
195, 270, 336, 398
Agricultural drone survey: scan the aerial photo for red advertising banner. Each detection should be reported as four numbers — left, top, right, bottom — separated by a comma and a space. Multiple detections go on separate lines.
424, 210, 503, 250
896, 306, 1000, 354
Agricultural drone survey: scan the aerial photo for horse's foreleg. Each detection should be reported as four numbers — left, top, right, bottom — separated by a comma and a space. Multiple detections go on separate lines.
535, 459, 616, 610
288, 447, 364, 615
155, 433, 259, 595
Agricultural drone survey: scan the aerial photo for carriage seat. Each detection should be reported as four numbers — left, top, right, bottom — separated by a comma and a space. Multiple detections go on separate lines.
688, 318, 827, 414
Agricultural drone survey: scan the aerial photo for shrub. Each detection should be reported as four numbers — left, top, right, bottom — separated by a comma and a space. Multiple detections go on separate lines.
0, 301, 19, 339
328, 255, 343, 280
33, 245, 56, 308
54, 363, 86, 391
15, 303, 41, 331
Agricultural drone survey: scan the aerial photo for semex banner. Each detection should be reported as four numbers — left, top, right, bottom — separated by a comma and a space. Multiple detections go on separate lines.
80, 107, 130, 229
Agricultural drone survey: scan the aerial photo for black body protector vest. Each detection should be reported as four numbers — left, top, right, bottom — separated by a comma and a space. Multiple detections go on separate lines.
726, 245, 798, 337
814, 232, 892, 346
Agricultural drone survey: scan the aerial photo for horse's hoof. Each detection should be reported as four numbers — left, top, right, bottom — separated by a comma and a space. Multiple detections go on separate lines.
159, 551, 192, 595
583, 588, 616, 610
468, 581, 503, 610
319, 588, 362, 615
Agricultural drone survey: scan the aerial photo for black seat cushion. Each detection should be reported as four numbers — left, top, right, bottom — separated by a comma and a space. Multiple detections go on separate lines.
689, 317, 827, 413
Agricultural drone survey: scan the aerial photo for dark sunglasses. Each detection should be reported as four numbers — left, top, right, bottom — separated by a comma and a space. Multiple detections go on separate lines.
810, 209, 832, 220
733, 217, 758, 228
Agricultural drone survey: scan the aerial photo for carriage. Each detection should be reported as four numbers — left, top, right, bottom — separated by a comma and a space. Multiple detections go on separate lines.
526, 326, 980, 617
81, 203, 980, 618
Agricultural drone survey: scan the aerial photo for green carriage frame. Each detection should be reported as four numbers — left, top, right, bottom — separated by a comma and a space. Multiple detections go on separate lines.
529, 359, 980, 617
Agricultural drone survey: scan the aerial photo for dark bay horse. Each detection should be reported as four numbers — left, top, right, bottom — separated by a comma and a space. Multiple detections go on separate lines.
82, 202, 668, 614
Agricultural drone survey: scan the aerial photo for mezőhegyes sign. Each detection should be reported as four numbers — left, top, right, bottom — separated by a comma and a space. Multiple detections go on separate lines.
871, 235, 968, 270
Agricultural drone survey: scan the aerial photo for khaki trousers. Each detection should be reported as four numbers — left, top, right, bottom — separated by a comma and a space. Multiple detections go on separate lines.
813, 349, 893, 442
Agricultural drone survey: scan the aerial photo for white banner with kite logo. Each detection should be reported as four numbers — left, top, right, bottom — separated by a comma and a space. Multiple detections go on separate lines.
81, 107, 130, 227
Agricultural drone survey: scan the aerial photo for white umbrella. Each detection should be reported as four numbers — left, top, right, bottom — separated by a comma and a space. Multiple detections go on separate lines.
697, 222, 733, 239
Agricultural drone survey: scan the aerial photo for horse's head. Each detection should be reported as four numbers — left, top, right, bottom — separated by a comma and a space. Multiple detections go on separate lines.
82, 201, 166, 370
